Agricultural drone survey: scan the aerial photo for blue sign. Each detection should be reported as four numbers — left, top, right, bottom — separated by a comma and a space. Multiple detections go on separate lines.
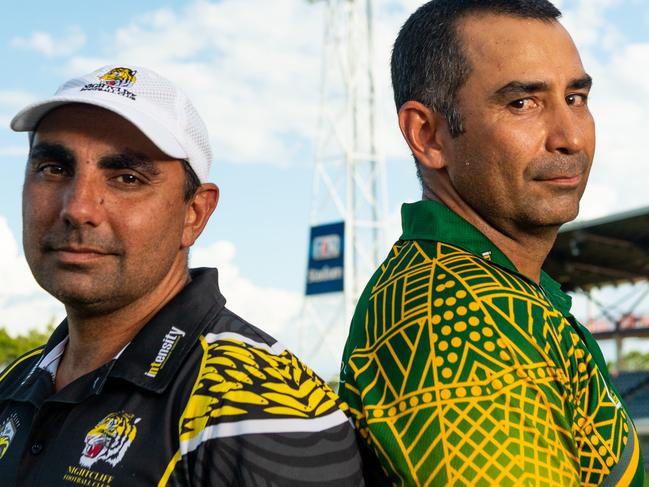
305, 221, 344, 295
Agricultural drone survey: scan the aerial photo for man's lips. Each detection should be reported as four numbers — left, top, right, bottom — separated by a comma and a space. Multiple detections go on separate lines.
527, 152, 590, 186
48, 246, 116, 264
533, 173, 583, 187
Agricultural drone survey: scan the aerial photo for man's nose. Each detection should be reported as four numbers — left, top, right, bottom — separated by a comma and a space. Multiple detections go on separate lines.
60, 176, 104, 227
545, 101, 593, 155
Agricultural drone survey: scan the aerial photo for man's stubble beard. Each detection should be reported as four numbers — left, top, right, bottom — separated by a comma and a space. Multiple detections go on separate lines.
448, 148, 591, 235
32, 248, 181, 319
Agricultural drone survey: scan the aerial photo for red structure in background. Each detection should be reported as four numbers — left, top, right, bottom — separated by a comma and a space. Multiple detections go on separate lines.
585, 314, 649, 337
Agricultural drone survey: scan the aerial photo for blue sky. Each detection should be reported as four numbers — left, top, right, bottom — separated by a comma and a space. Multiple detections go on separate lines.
1, 0, 648, 376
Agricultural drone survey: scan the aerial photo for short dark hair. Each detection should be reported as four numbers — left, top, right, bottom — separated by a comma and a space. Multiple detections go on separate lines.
182, 161, 201, 202
391, 0, 561, 139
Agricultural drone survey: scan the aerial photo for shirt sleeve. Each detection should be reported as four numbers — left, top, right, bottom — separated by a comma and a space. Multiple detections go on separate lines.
162, 337, 364, 486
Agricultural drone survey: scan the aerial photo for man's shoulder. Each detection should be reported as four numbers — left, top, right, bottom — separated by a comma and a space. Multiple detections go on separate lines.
369, 238, 513, 295
178, 307, 352, 457
205, 306, 281, 349
374, 238, 544, 297
346, 237, 547, 353
192, 307, 346, 422
0, 346, 45, 392
384, 237, 484, 269
174, 311, 364, 486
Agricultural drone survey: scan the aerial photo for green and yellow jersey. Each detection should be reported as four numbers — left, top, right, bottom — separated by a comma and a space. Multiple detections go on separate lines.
340, 200, 645, 487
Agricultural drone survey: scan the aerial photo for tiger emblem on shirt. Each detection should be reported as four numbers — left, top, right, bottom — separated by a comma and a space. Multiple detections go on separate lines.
99, 67, 137, 88
79, 412, 140, 468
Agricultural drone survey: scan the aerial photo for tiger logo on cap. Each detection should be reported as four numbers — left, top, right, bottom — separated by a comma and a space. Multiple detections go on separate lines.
99, 67, 137, 88
79, 412, 140, 468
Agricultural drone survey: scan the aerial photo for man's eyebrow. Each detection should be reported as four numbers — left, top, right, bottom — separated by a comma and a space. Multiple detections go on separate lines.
491, 80, 549, 101
491, 74, 594, 102
28, 142, 75, 166
98, 152, 161, 176
568, 74, 593, 91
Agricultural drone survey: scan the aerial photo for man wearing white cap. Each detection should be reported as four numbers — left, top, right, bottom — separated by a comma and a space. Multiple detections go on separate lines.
0, 65, 363, 486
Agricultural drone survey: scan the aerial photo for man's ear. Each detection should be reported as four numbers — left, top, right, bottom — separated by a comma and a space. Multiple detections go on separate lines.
398, 101, 449, 170
181, 183, 219, 249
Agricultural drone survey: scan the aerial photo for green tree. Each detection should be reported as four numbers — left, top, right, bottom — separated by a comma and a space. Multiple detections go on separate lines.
607, 350, 649, 372
0, 323, 54, 369
622, 350, 649, 371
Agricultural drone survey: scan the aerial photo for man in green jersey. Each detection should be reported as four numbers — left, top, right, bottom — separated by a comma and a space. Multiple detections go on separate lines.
339, 1, 646, 486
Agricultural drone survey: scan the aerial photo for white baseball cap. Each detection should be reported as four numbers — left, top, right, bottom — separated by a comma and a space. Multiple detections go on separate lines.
10, 64, 212, 182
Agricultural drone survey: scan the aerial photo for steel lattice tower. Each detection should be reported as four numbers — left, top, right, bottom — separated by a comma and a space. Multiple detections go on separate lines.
296, 0, 388, 379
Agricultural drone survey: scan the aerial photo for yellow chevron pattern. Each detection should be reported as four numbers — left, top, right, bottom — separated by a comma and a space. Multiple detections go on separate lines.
179, 337, 343, 443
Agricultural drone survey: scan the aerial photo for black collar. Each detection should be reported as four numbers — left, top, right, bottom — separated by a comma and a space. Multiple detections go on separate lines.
110, 267, 226, 392
2, 268, 226, 400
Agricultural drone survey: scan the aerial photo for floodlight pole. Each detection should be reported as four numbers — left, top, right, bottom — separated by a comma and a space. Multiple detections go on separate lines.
297, 0, 387, 377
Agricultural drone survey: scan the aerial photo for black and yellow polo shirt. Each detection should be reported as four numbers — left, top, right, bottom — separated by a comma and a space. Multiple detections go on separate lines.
0, 268, 363, 486
340, 200, 645, 487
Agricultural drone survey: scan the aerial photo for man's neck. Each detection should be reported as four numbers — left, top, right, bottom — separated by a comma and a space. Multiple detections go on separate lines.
54, 268, 190, 392
423, 187, 558, 283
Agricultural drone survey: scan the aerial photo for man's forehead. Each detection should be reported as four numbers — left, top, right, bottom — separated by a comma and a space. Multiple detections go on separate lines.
457, 13, 584, 82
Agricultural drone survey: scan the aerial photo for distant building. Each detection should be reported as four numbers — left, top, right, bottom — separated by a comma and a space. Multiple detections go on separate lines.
542, 202, 649, 468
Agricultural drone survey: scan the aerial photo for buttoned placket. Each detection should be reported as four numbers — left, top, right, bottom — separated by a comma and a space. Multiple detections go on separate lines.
15, 361, 115, 486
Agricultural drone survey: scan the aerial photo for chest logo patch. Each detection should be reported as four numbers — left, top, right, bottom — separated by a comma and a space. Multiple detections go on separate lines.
0, 417, 17, 460
80, 412, 140, 468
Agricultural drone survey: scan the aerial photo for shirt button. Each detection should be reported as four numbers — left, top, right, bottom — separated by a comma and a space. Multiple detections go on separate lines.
30, 443, 43, 455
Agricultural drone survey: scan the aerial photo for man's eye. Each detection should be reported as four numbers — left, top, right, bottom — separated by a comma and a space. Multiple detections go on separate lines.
38, 164, 67, 176
509, 98, 537, 111
115, 174, 143, 185
566, 93, 588, 107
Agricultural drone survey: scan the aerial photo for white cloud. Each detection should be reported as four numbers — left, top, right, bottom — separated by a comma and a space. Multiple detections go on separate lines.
577, 182, 619, 221
0, 146, 27, 158
62, 0, 323, 168
561, 0, 624, 52
0, 219, 37, 298
0, 217, 64, 336
0, 90, 37, 127
190, 240, 302, 341
0, 91, 37, 108
10, 27, 86, 58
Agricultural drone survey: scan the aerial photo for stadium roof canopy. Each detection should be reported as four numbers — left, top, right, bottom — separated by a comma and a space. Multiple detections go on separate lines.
543, 205, 649, 292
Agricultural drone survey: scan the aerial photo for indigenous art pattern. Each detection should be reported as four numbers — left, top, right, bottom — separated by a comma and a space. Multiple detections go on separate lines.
341, 240, 637, 487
